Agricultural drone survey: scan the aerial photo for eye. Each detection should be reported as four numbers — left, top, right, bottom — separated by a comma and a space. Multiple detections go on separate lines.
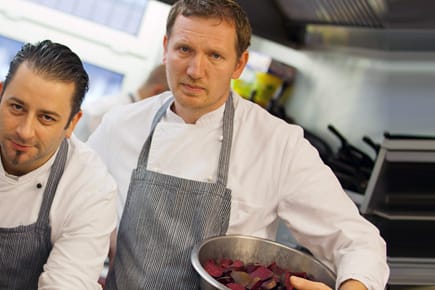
211, 53, 222, 60
40, 114, 56, 123
178, 46, 190, 54
10, 103, 23, 112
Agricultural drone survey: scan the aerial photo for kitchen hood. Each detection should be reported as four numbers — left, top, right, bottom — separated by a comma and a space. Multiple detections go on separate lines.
157, 0, 435, 51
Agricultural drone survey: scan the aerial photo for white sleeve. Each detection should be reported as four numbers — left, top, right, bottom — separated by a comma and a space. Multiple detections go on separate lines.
277, 128, 389, 290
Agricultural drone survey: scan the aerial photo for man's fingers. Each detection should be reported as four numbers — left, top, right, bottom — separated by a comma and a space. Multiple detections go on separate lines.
290, 275, 332, 290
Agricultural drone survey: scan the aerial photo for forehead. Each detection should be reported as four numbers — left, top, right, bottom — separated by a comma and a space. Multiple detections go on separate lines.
171, 15, 237, 51
4, 63, 75, 112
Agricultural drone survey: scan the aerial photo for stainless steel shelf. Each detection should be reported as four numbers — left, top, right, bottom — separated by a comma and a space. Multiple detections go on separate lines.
388, 257, 435, 285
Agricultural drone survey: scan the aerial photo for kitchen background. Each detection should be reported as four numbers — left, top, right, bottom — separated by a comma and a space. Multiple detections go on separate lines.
1, 0, 434, 288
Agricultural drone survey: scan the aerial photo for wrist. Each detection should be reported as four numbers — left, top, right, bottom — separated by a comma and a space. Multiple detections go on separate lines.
339, 279, 368, 290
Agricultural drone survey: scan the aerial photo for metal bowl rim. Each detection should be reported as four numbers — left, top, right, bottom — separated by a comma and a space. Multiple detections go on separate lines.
191, 234, 336, 289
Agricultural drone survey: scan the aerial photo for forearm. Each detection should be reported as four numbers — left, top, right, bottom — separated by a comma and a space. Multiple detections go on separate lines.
339, 279, 368, 290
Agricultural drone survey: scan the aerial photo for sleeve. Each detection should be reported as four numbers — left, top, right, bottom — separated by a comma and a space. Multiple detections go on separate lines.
38, 148, 118, 290
276, 128, 389, 290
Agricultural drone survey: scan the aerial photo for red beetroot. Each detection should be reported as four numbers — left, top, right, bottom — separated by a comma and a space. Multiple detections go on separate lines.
220, 258, 233, 268
204, 259, 224, 277
249, 266, 273, 281
230, 271, 252, 287
231, 259, 245, 270
283, 272, 295, 290
203, 257, 312, 290
227, 283, 245, 290
261, 278, 277, 289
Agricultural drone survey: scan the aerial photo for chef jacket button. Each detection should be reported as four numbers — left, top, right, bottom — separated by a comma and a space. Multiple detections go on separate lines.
207, 176, 213, 182
219, 135, 223, 142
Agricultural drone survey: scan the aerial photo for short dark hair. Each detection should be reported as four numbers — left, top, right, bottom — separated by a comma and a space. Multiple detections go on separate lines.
1, 40, 89, 127
166, 0, 252, 58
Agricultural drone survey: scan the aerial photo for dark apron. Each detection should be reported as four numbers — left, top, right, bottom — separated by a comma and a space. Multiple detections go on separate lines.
0, 139, 68, 289
105, 95, 234, 289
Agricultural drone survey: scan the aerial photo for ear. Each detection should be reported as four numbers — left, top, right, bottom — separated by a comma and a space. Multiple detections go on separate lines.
231, 50, 249, 80
65, 110, 83, 138
162, 35, 169, 64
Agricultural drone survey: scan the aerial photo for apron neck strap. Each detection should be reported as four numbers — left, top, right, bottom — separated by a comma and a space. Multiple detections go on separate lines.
137, 93, 234, 186
37, 138, 69, 224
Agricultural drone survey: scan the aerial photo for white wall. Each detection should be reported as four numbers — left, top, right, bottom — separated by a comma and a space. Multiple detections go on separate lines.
251, 36, 435, 158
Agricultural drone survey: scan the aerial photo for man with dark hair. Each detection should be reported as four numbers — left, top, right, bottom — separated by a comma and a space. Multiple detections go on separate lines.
88, 1, 389, 289
0, 40, 117, 289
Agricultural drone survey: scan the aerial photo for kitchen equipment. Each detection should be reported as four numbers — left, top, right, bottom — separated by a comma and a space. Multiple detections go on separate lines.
326, 124, 376, 193
360, 133, 435, 285
191, 235, 336, 290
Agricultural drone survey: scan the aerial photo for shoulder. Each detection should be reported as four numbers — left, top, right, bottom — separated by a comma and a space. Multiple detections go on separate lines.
233, 93, 304, 141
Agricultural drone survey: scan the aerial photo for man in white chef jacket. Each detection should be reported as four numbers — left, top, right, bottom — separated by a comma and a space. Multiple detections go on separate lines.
0, 40, 117, 289
87, 0, 390, 289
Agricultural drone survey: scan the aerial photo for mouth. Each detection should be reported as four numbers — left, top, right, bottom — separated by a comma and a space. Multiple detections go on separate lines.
9, 139, 33, 152
181, 82, 205, 94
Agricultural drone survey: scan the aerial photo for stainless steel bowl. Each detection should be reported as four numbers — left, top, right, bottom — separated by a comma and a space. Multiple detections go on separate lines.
191, 235, 336, 290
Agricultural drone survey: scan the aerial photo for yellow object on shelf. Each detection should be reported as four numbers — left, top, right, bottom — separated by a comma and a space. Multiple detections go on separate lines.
252, 72, 283, 107
231, 79, 252, 99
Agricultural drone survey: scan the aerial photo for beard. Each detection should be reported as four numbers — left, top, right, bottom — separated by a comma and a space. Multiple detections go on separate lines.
12, 150, 23, 165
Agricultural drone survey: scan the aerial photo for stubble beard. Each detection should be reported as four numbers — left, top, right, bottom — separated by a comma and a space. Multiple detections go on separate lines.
12, 150, 22, 165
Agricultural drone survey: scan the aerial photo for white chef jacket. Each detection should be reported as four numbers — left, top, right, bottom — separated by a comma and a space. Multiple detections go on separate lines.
87, 91, 389, 290
0, 135, 117, 290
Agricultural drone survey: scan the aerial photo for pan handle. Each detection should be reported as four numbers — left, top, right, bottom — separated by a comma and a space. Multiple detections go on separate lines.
327, 124, 348, 147
363, 136, 380, 155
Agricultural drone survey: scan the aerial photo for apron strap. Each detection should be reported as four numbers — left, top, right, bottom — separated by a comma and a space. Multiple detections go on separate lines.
136, 93, 234, 186
136, 97, 173, 167
37, 138, 69, 225
216, 93, 234, 186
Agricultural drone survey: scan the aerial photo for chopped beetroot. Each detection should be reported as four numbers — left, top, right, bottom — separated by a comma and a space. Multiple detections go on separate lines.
245, 263, 260, 273
283, 272, 295, 290
203, 257, 313, 290
231, 271, 252, 287
268, 262, 285, 276
249, 266, 273, 281
227, 283, 245, 290
247, 277, 262, 290
220, 258, 233, 268
231, 259, 245, 270
204, 259, 224, 277
217, 275, 234, 284
261, 278, 277, 289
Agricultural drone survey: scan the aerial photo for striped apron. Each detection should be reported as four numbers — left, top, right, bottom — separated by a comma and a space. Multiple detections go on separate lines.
0, 139, 68, 289
105, 95, 234, 289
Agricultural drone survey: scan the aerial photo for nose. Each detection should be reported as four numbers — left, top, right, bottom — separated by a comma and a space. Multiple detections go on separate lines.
16, 116, 36, 140
186, 54, 206, 80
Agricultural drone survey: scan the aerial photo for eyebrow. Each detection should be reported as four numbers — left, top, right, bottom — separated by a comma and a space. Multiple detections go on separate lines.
8, 96, 63, 119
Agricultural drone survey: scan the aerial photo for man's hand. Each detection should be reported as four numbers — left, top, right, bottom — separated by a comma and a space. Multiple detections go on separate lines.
290, 276, 368, 290
290, 276, 332, 289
